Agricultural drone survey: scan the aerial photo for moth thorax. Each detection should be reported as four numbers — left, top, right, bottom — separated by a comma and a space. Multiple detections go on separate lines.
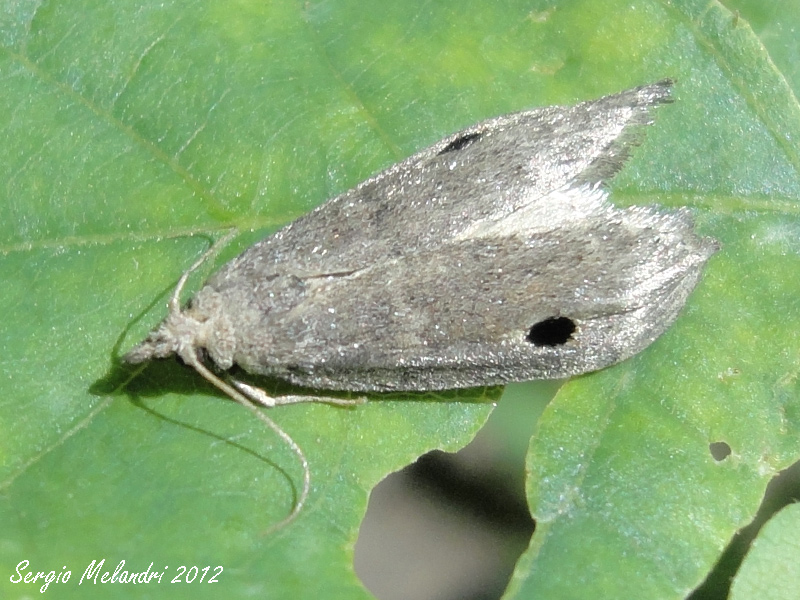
183, 286, 237, 370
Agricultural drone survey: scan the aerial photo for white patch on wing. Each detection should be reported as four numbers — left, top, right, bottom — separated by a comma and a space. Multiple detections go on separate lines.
454, 183, 610, 240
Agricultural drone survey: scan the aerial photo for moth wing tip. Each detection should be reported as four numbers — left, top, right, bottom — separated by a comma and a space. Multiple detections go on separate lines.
639, 78, 676, 106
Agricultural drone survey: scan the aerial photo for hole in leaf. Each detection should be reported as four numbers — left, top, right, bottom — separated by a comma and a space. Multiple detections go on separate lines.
354, 451, 533, 600
689, 460, 800, 600
354, 384, 548, 600
709, 441, 732, 461
526, 317, 576, 346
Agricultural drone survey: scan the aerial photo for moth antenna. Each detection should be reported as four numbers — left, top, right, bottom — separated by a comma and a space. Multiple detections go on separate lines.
182, 349, 310, 532
170, 228, 309, 531
169, 228, 239, 313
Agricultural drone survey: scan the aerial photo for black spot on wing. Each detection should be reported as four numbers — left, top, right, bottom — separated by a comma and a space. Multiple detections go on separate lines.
437, 132, 482, 155
526, 317, 576, 346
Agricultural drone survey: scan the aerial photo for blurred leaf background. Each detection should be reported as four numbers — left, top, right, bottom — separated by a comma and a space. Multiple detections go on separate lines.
1, 0, 799, 599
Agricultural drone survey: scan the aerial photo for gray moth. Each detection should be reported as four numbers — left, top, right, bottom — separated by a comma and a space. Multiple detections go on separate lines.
124, 79, 717, 523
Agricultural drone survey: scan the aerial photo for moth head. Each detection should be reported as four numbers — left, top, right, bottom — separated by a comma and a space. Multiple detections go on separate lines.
122, 316, 184, 364
123, 286, 235, 370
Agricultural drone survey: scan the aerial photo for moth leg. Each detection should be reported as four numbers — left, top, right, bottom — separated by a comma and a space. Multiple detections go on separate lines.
231, 378, 367, 408
179, 349, 310, 533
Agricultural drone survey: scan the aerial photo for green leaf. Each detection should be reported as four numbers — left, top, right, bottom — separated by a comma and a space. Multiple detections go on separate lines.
1, 1, 798, 600
729, 504, 800, 600
509, 2, 800, 599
